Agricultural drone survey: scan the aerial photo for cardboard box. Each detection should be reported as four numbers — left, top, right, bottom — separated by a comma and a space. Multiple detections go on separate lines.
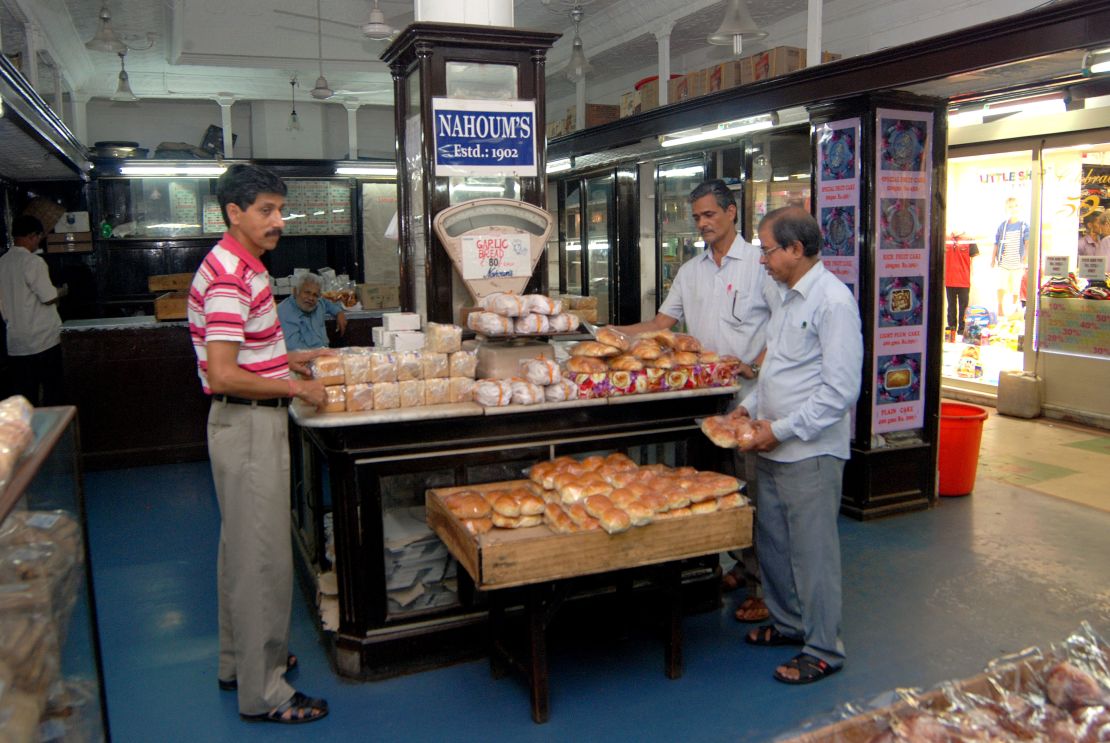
46, 231, 93, 254
53, 211, 90, 233
564, 103, 620, 134
706, 61, 742, 92
154, 292, 188, 321
391, 330, 425, 352
148, 273, 195, 292
620, 90, 642, 118
745, 47, 843, 83
358, 283, 400, 310
382, 311, 421, 332
638, 78, 660, 111
668, 70, 707, 103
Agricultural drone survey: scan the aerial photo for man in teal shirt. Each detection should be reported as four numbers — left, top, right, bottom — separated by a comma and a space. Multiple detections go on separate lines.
277, 273, 347, 350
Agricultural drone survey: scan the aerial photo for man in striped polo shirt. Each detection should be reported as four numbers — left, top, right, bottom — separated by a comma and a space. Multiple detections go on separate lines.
188, 163, 330, 725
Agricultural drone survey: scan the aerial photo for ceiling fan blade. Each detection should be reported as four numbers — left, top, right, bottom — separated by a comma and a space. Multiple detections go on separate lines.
273, 8, 361, 30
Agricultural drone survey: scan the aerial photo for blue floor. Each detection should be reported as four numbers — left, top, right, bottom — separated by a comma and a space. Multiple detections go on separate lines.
84, 459, 1110, 742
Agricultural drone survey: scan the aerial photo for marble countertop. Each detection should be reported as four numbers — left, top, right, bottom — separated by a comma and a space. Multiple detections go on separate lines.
62, 316, 185, 330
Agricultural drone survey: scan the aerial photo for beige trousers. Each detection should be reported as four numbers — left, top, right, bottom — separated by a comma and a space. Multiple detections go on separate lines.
208, 400, 294, 715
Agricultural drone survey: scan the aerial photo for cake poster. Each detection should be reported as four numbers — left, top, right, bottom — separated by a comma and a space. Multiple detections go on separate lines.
873, 109, 933, 434
816, 118, 861, 299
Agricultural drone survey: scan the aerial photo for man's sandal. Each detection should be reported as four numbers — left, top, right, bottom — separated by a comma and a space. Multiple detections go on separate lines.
773, 653, 842, 685
218, 653, 298, 691
721, 566, 745, 592
240, 691, 328, 724
744, 624, 804, 647
734, 596, 770, 622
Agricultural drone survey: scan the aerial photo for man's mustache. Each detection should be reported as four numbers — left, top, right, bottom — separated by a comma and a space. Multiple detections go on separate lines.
266, 228, 283, 238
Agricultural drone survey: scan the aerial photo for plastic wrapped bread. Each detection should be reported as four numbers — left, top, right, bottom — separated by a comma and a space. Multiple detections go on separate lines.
342, 351, 372, 385
467, 311, 514, 336
0, 580, 60, 695
544, 379, 579, 402
424, 378, 450, 406
0, 683, 43, 743
547, 313, 580, 333
515, 313, 550, 334
520, 358, 561, 386
399, 380, 426, 408
0, 396, 32, 424
510, 379, 545, 406
421, 352, 450, 379
0, 511, 81, 564
345, 383, 374, 412
474, 379, 513, 407
396, 352, 423, 381
322, 385, 346, 413
479, 292, 525, 317
449, 350, 478, 379
448, 377, 476, 403
308, 355, 344, 385
372, 382, 400, 410
424, 322, 462, 353
523, 295, 563, 315
368, 351, 397, 383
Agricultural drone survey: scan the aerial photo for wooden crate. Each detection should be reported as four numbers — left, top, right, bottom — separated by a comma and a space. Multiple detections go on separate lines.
148, 273, 195, 292
427, 479, 753, 590
154, 291, 188, 320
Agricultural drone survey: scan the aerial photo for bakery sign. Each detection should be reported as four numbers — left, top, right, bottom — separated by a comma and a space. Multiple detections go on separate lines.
432, 98, 537, 177
461, 233, 532, 280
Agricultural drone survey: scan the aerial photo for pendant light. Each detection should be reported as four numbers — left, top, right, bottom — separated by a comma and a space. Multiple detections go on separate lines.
707, 0, 767, 56
361, 0, 395, 41
86, 4, 126, 53
110, 51, 138, 102
287, 78, 301, 131
310, 0, 334, 100
564, 5, 591, 83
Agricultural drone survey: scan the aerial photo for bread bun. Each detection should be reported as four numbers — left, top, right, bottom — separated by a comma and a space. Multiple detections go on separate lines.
691, 499, 720, 514
567, 503, 592, 526
445, 491, 491, 519
582, 480, 614, 498
566, 356, 608, 374
463, 517, 493, 536
609, 488, 640, 510
665, 490, 691, 510
701, 415, 739, 448
671, 333, 702, 352
584, 494, 615, 519
609, 354, 644, 371
638, 329, 676, 348
638, 492, 668, 513
518, 493, 545, 517
529, 461, 556, 487
629, 339, 663, 360
669, 506, 693, 518
698, 351, 720, 363
599, 466, 637, 488
492, 493, 522, 517
624, 501, 654, 526
544, 503, 575, 533
645, 353, 675, 369
596, 327, 633, 351
717, 492, 746, 510
598, 507, 632, 534
672, 351, 699, 366
516, 514, 543, 528
491, 512, 522, 528
576, 515, 602, 531
570, 341, 621, 358
580, 455, 606, 471
694, 472, 741, 498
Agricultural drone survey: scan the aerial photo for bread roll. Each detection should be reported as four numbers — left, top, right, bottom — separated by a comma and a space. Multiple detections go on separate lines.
690, 499, 720, 515
529, 461, 556, 487
701, 415, 740, 448
637, 329, 676, 348
491, 512, 521, 529
570, 341, 621, 358
598, 507, 631, 534
624, 501, 654, 526
463, 518, 493, 536
668, 506, 692, 518
609, 354, 644, 371
693, 472, 741, 498
517, 515, 543, 528
671, 333, 702, 352
567, 503, 591, 526
717, 492, 746, 510
580, 455, 606, 471
596, 327, 633, 351
518, 493, 545, 517
645, 353, 675, 369
565, 356, 608, 374
609, 488, 639, 510
599, 466, 637, 488
638, 492, 668, 513
584, 494, 615, 519
674, 466, 698, 476
492, 493, 522, 518
673, 351, 699, 366
543, 503, 573, 533
698, 351, 720, 364
575, 515, 602, 531
666, 490, 691, 510
629, 339, 664, 360
445, 491, 491, 519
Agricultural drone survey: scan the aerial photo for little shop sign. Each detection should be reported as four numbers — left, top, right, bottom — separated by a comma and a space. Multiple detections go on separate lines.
432, 98, 537, 176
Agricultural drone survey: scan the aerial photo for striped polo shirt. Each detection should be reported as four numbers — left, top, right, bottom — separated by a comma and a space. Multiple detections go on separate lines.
188, 233, 290, 394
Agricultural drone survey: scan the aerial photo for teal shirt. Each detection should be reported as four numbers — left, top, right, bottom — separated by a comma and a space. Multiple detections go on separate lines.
277, 295, 343, 351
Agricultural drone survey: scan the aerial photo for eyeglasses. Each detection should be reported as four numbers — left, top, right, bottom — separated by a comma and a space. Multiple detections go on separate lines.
759, 244, 785, 258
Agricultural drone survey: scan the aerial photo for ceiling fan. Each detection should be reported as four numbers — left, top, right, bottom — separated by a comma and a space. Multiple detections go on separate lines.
310, 0, 333, 99
274, 1, 399, 43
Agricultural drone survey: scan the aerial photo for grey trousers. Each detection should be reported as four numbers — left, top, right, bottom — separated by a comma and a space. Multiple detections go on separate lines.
208, 400, 295, 715
755, 454, 845, 667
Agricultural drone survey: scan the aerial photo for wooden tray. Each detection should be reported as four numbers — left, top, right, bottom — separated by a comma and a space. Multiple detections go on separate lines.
427, 479, 753, 591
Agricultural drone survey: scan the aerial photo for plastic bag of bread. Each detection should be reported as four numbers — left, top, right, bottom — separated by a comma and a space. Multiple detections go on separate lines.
0, 511, 81, 560
629, 338, 664, 360
547, 313, 580, 333
474, 379, 513, 407
448, 350, 478, 378
700, 415, 756, 449
424, 322, 462, 353
372, 382, 400, 410
467, 311, 514, 336
520, 358, 561, 386
421, 352, 449, 379
544, 379, 579, 402
448, 377, 476, 403
345, 383, 374, 412
0, 395, 32, 424
396, 352, 423, 381
523, 294, 562, 315
425, 378, 450, 406
368, 351, 397, 383
342, 351, 372, 385
308, 355, 344, 385
510, 379, 545, 406
596, 326, 633, 352
609, 354, 644, 372
0, 580, 61, 695
479, 292, 525, 317
399, 380, 426, 408
570, 340, 620, 358
565, 356, 608, 374
514, 313, 550, 334
671, 333, 702, 352
564, 294, 598, 310
322, 385, 346, 413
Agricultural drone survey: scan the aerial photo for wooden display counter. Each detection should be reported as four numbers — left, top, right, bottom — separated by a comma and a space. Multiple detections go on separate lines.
289, 386, 741, 681
426, 480, 752, 722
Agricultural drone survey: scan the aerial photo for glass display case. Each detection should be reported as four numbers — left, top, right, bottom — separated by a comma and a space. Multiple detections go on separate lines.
585, 174, 614, 323
0, 406, 109, 742
743, 128, 812, 242
656, 158, 707, 304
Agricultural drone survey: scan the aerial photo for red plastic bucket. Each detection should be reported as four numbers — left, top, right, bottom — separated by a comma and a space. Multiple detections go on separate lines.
937, 402, 989, 496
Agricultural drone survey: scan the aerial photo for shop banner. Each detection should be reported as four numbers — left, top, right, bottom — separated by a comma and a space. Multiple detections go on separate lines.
872, 109, 933, 434
432, 98, 537, 177
461, 233, 532, 280
1038, 298, 1110, 357
816, 118, 862, 299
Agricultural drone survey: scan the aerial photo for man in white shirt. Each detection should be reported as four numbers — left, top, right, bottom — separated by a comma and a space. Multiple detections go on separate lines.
0, 215, 67, 406
616, 179, 774, 622
735, 206, 862, 685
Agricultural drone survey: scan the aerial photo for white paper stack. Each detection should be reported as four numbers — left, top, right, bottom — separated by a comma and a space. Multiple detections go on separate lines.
382, 506, 458, 613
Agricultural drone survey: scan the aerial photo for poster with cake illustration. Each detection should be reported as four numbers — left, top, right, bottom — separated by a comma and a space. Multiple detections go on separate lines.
816, 118, 861, 299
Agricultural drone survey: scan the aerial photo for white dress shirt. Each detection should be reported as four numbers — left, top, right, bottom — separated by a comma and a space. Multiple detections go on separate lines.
740, 261, 862, 463
0, 246, 62, 356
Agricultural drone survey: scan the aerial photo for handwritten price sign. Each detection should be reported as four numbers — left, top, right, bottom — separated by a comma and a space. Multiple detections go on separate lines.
461, 233, 532, 280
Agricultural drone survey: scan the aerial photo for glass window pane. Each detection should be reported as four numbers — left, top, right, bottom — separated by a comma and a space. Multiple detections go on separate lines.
445, 62, 517, 100
586, 174, 613, 323
657, 159, 705, 300
565, 182, 582, 296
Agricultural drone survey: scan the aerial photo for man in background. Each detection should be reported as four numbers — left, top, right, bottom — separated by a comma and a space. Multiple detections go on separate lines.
944, 233, 979, 338
0, 215, 67, 406
277, 272, 347, 351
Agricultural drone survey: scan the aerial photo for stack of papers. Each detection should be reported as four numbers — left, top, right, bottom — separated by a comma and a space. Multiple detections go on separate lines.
382, 507, 459, 614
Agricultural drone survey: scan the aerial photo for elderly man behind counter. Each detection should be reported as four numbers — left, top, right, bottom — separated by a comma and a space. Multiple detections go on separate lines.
277, 272, 347, 351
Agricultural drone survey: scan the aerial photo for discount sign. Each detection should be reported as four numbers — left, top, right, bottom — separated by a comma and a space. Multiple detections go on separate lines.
461, 233, 532, 280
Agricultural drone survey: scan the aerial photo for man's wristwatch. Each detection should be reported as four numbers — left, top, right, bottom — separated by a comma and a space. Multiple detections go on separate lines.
748, 363, 760, 376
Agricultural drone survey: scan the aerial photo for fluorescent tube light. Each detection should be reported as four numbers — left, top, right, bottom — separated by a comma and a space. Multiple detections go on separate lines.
547, 159, 571, 174
661, 115, 776, 148
120, 165, 227, 176
336, 166, 397, 175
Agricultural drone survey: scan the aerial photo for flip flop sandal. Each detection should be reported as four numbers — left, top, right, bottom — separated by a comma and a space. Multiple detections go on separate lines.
241, 691, 329, 725
773, 653, 842, 685
219, 653, 298, 691
744, 624, 804, 647
734, 597, 770, 623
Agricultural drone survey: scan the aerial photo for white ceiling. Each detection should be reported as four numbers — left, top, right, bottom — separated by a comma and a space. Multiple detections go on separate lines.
4, 0, 815, 106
